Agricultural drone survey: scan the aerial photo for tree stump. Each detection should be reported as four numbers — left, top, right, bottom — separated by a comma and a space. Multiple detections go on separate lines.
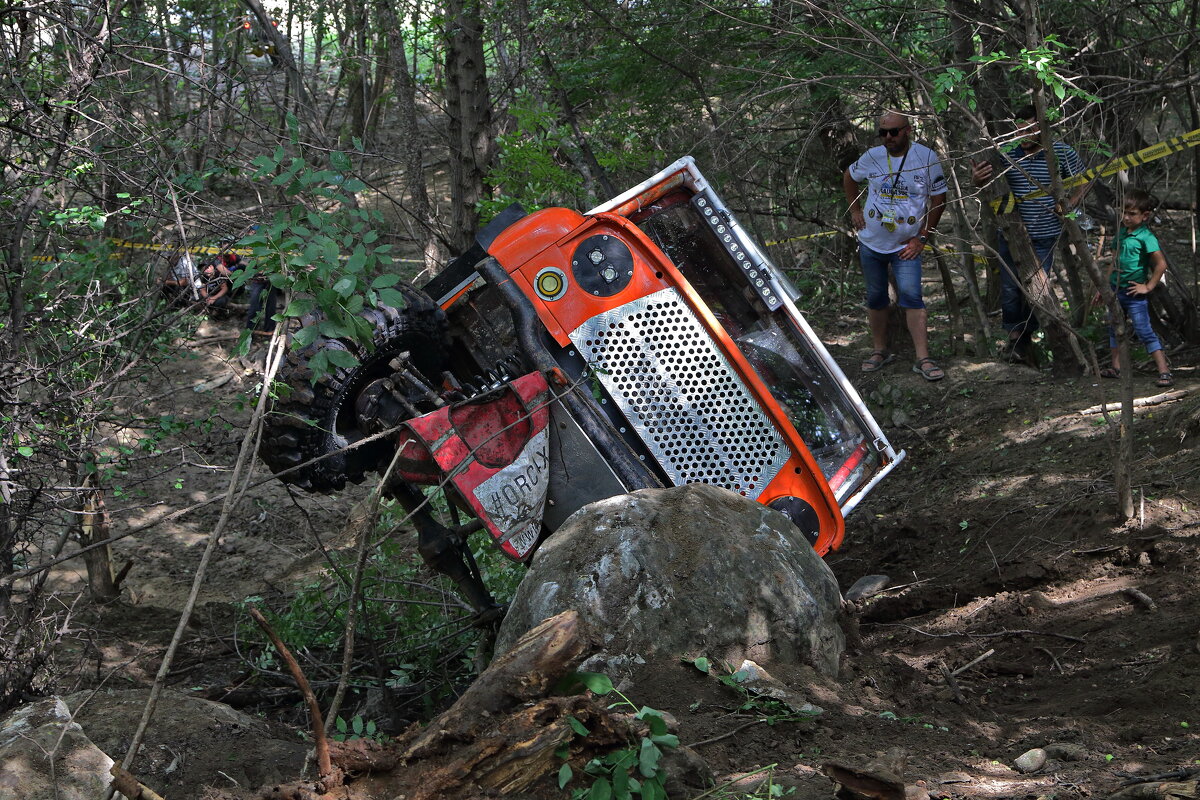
255, 610, 707, 800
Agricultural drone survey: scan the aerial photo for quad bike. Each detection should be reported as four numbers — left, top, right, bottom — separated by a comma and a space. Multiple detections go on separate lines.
258, 157, 905, 620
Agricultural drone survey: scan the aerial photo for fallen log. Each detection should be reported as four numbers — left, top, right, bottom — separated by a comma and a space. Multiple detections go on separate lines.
1108, 781, 1198, 799
1078, 389, 1189, 415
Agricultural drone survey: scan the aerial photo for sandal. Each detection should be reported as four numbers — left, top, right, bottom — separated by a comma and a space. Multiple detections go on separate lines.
1157, 372, 1174, 388
1099, 367, 1120, 379
861, 350, 895, 373
913, 357, 945, 381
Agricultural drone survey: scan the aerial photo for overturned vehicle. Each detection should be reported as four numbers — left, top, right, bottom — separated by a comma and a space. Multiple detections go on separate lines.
258, 157, 904, 618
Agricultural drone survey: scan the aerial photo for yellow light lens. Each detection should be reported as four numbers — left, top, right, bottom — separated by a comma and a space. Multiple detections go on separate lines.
536, 270, 563, 298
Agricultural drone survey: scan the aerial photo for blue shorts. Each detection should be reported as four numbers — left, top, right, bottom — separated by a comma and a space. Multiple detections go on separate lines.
859, 245, 924, 310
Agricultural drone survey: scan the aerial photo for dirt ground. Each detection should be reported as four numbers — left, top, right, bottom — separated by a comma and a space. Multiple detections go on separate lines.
38, 299, 1200, 799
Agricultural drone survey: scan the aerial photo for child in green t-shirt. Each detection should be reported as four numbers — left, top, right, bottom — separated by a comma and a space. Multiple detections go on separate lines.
1101, 188, 1172, 388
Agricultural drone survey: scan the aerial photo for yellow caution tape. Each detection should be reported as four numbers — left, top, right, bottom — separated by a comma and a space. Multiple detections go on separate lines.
989, 126, 1200, 213
28, 237, 422, 265
108, 238, 255, 256
764, 229, 842, 247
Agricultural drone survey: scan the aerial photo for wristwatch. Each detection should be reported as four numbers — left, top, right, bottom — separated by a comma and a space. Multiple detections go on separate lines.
918, 234, 928, 243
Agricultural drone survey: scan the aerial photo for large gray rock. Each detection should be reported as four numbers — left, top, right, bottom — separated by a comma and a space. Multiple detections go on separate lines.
496, 483, 845, 676
65, 688, 307, 797
0, 697, 115, 800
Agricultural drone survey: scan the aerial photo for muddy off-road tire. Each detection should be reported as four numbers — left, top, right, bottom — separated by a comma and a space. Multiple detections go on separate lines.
259, 284, 448, 492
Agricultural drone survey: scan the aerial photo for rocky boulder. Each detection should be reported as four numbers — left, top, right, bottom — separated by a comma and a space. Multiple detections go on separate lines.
66, 688, 308, 797
0, 697, 114, 800
495, 483, 845, 676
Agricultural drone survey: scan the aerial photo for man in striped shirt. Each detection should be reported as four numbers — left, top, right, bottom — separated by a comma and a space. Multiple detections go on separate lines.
972, 105, 1086, 361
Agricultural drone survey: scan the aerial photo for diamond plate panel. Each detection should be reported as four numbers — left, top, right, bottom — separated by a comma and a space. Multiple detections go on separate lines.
568, 288, 789, 498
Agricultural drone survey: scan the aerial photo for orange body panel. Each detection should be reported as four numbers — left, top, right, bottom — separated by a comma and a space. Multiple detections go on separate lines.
486, 206, 845, 555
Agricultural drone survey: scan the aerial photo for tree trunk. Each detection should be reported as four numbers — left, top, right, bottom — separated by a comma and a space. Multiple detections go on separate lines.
0, 448, 15, 617
1019, 0, 1088, 375
540, 53, 616, 201
1115, 330, 1136, 520
239, 0, 328, 147
376, 0, 447, 272
1063, 217, 1134, 518
444, 0, 494, 256
78, 470, 119, 603
927, 123, 989, 355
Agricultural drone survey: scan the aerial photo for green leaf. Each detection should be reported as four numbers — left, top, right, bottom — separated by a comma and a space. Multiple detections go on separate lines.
371, 273, 403, 289
318, 318, 353, 340
376, 288, 409, 309
346, 247, 367, 274
331, 151, 352, 172
343, 178, 367, 193
325, 349, 359, 369
638, 739, 661, 777
17, 446, 33, 457
350, 315, 376, 344
352, 717, 364, 735
587, 776, 612, 800
573, 672, 615, 696
308, 350, 330, 379
336, 717, 348, 733
640, 777, 664, 800
567, 716, 590, 736
690, 656, 710, 673
650, 734, 679, 748
558, 762, 573, 789
292, 325, 320, 348
283, 297, 315, 318
637, 708, 668, 737
611, 766, 629, 796
332, 276, 357, 297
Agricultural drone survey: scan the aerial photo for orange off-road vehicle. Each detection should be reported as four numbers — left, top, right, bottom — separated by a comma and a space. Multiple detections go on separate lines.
258, 158, 904, 617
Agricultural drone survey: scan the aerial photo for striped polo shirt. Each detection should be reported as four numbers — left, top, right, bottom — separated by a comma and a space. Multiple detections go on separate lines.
1001, 142, 1085, 239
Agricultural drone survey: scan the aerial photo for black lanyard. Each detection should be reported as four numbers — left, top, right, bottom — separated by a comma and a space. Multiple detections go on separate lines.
886, 149, 910, 190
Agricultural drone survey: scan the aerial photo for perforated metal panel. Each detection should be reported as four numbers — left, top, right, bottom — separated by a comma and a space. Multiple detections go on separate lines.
569, 288, 790, 498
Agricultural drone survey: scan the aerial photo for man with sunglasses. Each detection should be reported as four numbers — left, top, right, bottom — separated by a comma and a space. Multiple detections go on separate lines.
843, 112, 947, 381
970, 105, 1086, 363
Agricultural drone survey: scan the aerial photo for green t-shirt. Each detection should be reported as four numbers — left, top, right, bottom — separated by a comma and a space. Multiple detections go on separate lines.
1110, 225, 1161, 290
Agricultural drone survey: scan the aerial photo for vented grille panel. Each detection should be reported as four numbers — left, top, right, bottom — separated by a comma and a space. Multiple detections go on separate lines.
569, 288, 789, 498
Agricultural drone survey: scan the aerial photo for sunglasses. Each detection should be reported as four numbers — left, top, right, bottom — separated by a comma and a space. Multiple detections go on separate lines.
878, 126, 908, 137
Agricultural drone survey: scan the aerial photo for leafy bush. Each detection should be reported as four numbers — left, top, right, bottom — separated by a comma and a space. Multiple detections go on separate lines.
557, 672, 679, 800
241, 491, 525, 720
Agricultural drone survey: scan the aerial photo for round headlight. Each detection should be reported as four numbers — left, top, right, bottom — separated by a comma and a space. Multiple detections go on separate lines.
534, 267, 567, 301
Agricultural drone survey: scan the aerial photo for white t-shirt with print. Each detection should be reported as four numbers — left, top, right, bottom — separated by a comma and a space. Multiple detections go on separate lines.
848, 142, 947, 254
